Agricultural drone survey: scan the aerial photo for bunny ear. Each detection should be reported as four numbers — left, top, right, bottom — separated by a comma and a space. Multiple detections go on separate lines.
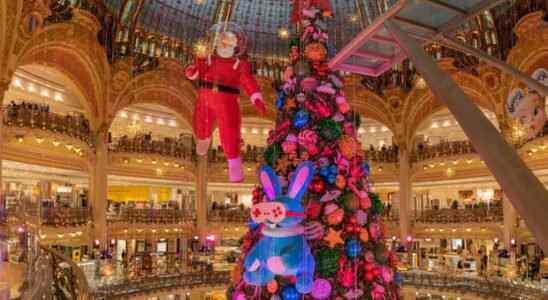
259, 165, 281, 201
288, 161, 314, 200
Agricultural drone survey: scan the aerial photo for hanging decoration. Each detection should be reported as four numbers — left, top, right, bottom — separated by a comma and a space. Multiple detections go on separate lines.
227, 1, 401, 299
185, 22, 267, 182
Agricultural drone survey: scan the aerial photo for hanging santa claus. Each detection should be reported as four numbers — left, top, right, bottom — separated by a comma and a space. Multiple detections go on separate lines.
185, 24, 266, 182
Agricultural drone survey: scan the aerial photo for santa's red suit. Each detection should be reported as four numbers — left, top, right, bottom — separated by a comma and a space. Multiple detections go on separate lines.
185, 55, 265, 182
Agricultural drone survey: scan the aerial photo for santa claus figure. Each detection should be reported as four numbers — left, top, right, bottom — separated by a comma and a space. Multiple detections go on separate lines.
185, 27, 266, 182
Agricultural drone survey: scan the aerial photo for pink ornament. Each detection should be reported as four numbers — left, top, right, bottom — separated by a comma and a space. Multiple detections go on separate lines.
364, 251, 375, 263
339, 265, 355, 287
336, 96, 350, 113
344, 288, 364, 299
381, 265, 394, 283
355, 210, 368, 225
311, 278, 332, 299
371, 283, 386, 300
233, 292, 247, 300
301, 77, 319, 92
282, 140, 297, 154
369, 221, 383, 241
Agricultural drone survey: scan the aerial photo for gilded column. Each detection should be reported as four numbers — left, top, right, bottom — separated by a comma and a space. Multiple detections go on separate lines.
0, 80, 9, 203
89, 128, 109, 248
398, 146, 412, 243
195, 155, 208, 242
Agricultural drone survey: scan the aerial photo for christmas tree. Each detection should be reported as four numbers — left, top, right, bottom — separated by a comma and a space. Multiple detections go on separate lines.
228, 2, 401, 299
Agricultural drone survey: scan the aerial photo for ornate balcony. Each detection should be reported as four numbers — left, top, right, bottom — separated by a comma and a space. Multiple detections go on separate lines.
40, 207, 91, 227
414, 206, 503, 224
107, 208, 196, 225
208, 145, 266, 164
92, 271, 230, 299
411, 140, 476, 163
2, 105, 94, 147
110, 136, 194, 162
207, 208, 249, 223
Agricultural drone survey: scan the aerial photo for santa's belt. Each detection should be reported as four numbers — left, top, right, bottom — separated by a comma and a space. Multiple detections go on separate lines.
198, 80, 240, 95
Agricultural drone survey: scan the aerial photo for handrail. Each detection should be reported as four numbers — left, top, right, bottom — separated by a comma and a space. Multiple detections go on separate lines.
3, 105, 94, 147
92, 271, 230, 299
110, 136, 195, 162
107, 208, 196, 224
402, 270, 548, 300
414, 206, 503, 224
88, 269, 548, 299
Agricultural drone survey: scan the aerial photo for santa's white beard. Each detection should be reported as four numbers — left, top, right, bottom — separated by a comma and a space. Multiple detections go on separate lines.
216, 46, 235, 58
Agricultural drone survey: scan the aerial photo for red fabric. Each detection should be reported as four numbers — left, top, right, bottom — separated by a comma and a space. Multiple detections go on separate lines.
188, 55, 261, 159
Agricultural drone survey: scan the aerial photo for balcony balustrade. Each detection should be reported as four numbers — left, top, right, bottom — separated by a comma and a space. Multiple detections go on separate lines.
3, 105, 94, 146
110, 135, 194, 162
208, 145, 266, 164
411, 140, 475, 163
207, 208, 249, 223
364, 147, 399, 164
107, 208, 196, 224
41, 207, 91, 227
414, 206, 503, 224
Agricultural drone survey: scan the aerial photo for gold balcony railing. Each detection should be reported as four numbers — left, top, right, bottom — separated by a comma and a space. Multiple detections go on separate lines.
3, 105, 94, 146
207, 208, 249, 223
411, 140, 476, 163
403, 271, 548, 300
414, 206, 503, 224
208, 146, 266, 164
110, 135, 195, 162
107, 208, 196, 224
40, 207, 91, 227
92, 271, 230, 299
364, 147, 399, 164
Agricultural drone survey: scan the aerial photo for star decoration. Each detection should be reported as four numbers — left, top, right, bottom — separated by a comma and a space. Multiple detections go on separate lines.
284, 97, 297, 110
323, 228, 344, 248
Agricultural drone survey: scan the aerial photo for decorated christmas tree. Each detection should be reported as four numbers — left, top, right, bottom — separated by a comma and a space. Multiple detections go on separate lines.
228, 1, 401, 299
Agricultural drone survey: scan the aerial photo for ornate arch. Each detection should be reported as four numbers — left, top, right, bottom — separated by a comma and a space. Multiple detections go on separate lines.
108, 59, 195, 129
15, 13, 111, 127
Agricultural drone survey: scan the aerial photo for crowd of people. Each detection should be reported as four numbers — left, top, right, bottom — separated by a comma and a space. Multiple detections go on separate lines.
110, 132, 194, 159
412, 139, 475, 162
4, 101, 92, 144
364, 144, 399, 163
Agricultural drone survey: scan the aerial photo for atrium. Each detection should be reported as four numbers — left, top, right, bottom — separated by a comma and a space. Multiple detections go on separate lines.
1, 0, 548, 299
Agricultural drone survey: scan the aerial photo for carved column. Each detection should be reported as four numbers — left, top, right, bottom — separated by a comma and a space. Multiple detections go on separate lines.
89, 128, 109, 248
195, 156, 208, 242
398, 146, 412, 243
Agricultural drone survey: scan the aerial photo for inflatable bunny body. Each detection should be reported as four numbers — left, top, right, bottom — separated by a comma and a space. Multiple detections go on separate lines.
244, 161, 315, 294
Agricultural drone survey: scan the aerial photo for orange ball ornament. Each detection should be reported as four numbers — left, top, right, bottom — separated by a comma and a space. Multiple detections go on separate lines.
359, 228, 369, 242
304, 42, 328, 63
267, 279, 279, 293
338, 135, 360, 159
335, 175, 346, 189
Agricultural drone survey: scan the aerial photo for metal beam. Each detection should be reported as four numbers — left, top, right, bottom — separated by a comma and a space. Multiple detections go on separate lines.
386, 19, 548, 254
438, 0, 507, 35
352, 51, 394, 61
437, 34, 548, 99
370, 34, 400, 46
393, 16, 438, 33
420, 0, 467, 15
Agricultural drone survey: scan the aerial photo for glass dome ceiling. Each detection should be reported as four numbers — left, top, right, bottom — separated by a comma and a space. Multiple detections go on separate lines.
104, 0, 368, 59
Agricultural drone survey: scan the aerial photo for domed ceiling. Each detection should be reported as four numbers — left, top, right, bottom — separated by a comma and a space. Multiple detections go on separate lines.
104, 0, 367, 59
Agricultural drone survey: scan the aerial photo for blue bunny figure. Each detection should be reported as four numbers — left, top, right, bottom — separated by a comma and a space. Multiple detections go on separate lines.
243, 161, 316, 294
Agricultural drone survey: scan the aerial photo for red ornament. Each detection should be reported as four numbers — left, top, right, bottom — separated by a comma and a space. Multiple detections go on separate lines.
309, 175, 326, 193
306, 201, 322, 219
345, 222, 360, 234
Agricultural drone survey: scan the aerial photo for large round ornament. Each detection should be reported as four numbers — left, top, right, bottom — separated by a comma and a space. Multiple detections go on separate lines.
316, 247, 340, 277
311, 278, 332, 299
338, 135, 359, 159
267, 279, 279, 293
304, 42, 328, 62
346, 239, 362, 258
281, 286, 300, 300
309, 175, 326, 194
318, 119, 342, 140
294, 110, 310, 129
